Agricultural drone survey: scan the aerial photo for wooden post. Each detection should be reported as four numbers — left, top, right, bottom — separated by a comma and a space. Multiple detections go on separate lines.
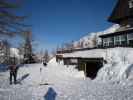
84, 63, 86, 77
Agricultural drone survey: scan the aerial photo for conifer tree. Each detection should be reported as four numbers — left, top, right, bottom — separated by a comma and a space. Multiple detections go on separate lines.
0, 0, 27, 37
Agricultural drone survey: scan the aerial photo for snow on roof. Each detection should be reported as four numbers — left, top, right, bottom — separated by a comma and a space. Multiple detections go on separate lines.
63, 47, 133, 64
63, 49, 106, 58
72, 24, 120, 48
96, 24, 120, 36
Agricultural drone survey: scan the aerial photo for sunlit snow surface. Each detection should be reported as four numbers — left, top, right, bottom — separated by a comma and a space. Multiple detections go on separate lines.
0, 57, 133, 100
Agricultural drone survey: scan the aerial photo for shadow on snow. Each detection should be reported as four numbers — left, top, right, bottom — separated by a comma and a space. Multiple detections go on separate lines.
17, 73, 30, 84
44, 87, 57, 100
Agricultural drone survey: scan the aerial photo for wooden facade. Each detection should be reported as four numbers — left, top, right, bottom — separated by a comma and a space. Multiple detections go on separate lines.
100, 0, 133, 48
108, 0, 133, 24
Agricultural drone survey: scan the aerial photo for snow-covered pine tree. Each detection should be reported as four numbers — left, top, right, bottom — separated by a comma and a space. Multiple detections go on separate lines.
0, 1, 29, 64
0, 40, 10, 64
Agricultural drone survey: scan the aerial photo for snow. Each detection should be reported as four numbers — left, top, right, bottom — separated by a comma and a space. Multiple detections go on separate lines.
63, 49, 106, 58
0, 57, 133, 100
48, 57, 85, 78
0, 24, 131, 99
73, 24, 120, 48
10, 48, 23, 59
98, 24, 120, 36
63, 47, 133, 83
95, 48, 133, 82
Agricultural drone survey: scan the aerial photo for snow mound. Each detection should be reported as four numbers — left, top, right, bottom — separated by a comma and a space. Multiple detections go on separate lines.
95, 48, 133, 84
61, 47, 133, 83
48, 57, 85, 78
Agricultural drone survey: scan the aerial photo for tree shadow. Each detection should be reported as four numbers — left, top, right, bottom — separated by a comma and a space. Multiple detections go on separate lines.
44, 87, 57, 100
17, 73, 30, 84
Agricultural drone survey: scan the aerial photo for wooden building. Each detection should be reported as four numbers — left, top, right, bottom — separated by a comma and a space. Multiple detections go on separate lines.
100, 0, 133, 48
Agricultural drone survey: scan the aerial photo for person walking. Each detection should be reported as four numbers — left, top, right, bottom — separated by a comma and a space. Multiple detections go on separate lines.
9, 64, 18, 84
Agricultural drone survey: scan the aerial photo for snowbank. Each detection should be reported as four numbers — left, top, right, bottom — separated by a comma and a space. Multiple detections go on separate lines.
95, 48, 133, 84
48, 57, 85, 79
62, 47, 133, 83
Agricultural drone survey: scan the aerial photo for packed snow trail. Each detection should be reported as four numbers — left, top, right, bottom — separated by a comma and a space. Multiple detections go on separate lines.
0, 59, 133, 100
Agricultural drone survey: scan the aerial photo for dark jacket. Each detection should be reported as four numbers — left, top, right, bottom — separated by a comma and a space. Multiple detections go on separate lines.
9, 65, 17, 73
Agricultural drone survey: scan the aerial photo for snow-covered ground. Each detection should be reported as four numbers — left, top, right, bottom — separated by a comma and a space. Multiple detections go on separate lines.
0, 57, 133, 100
63, 47, 133, 82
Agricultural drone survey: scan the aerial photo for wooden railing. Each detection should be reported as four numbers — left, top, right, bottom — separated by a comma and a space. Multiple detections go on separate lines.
57, 44, 133, 54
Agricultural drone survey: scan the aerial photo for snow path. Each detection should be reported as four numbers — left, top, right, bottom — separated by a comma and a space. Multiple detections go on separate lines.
0, 63, 133, 100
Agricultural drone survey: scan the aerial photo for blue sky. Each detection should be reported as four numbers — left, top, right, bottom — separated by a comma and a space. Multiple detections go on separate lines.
20, 0, 116, 52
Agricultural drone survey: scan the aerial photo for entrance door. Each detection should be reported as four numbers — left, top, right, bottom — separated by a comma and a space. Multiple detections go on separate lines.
86, 61, 102, 79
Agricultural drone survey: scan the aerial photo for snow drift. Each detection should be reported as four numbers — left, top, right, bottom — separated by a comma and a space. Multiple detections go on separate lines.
62, 47, 133, 83
48, 57, 85, 78
94, 47, 133, 83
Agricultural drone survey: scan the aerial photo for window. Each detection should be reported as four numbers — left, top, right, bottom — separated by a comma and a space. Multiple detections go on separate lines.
120, 35, 127, 46
108, 37, 114, 46
114, 35, 127, 46
114, 36, 121, 46
103, 35, 128, 47
127, 33, 133, 40
103, 37, 114, 47
129, 0, 133, 8
127, 33, 133, 46
121, 35, 126, 41
103, 38, 108, 47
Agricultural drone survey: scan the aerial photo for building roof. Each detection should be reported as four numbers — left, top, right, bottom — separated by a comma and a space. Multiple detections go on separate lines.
108, 0, 133, 24
63, 49, 106, 59
100, 26, 133, 38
